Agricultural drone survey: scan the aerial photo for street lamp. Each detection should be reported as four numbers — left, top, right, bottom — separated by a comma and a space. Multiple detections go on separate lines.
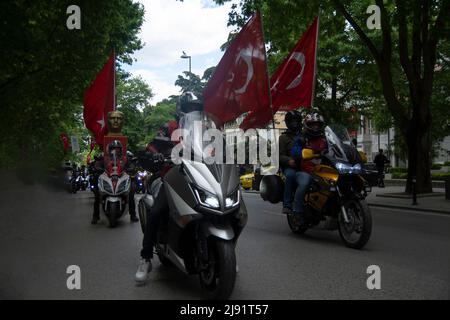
180, 51, 191, 73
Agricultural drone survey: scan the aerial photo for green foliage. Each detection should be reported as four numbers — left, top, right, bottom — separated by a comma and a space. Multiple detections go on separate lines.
390, 167, 408, 174
431, 164, 443, 170
144, 102, 177, 142
116, 72, 154, 153
175, 72, 204, 99
0, 0, 145, 173
431, 173, 450, 181
393, 172, 450, 181
174, 68, 217, 100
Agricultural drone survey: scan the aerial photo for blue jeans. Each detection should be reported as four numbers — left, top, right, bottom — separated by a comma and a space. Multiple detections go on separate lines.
283, 168, 312, 214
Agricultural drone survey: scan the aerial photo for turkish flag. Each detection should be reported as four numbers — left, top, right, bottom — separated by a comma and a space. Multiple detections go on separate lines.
271, 17, 318, 111
203, 11, 270, 128
83, 51, 115, 145
240, 17, 319, 130
60, 133, 71, 153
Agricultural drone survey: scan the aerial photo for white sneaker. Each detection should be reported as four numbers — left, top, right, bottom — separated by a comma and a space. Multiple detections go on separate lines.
135, 258, 152, 283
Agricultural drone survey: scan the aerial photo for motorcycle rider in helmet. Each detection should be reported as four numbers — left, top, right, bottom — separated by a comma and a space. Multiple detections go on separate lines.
134, 92, 200, 283
293, 112, 328, 225
90, 140, 139, 224
279, 110, 304, 215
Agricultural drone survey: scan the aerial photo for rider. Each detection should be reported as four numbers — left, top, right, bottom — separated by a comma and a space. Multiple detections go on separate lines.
90, 140, 139, 224
134, 92, 201, 283
294, 112, 328, 225
279, 110, 304, 215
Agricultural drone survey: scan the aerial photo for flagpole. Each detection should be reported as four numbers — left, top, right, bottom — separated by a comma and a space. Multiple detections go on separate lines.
311, 16, 319, 110
258, 11, 276, 131
113, 48, 116, 111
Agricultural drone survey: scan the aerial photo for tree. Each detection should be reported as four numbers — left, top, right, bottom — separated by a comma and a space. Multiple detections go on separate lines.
174, 67, 217, 100
116, 73, 154, 153
175, 71, 204, 98
331, 0, 449, 193
213, 0, 449, 193
143, 101, 177, 142
0, 0, 145, 175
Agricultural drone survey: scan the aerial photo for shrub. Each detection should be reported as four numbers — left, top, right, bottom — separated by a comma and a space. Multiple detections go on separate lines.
431, 163, 443, 170
390, 167, 408, 174
431, 173, 450, 181
391, 172, 450, 180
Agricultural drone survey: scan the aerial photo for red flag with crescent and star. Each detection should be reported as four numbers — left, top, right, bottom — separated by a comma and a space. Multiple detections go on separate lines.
272, 17, 318, 111
203, 11, 270, 128
240, 17, 319, 130
83, 51, 116, 146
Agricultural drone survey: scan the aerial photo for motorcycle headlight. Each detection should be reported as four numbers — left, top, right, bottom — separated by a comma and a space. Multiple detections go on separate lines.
102, 180, 113, 194
225, 189, 240, 208
194, 187, 220, 209
116, 179, 129, 194
336, 162, 362, 174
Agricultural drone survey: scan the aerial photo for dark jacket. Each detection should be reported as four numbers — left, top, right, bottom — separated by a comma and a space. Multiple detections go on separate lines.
374, 154, 389, 168
279, 129, 303, 170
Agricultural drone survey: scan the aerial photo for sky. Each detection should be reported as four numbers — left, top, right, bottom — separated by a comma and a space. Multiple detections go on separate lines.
124, 0, 237, 104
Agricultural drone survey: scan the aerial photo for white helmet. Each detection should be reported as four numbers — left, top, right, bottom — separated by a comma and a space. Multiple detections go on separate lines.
304, 112, 325, 137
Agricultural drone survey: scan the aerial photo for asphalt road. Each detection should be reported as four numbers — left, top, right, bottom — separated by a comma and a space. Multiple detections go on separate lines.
1, 181, 449, 300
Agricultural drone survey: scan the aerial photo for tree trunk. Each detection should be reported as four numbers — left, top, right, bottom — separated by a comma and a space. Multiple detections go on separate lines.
404, 110, 433, 194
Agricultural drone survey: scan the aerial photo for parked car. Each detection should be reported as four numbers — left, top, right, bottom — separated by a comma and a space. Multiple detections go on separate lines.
240, 173, 254, 190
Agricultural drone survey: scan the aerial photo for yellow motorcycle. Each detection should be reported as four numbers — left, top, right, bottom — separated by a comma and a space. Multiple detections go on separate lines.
261, 126, 372, 249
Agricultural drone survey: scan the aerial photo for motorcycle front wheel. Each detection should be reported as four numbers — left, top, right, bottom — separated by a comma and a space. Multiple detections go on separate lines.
107, 202, 120, 228
199, 239, 236, 300
338, 199, 372, 249
137, 199, 147, 234
287, 213, 308, 234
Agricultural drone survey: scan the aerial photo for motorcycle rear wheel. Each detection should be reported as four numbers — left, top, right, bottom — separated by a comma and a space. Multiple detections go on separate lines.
338, 199, 372, 249
199, 239, 236, 300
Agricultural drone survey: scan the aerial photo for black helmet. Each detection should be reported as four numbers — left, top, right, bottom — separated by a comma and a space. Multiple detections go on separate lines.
284, 110, 302, 133
108, 140, 123, 158
176, 91, 203, 115
304, 112, 325, 137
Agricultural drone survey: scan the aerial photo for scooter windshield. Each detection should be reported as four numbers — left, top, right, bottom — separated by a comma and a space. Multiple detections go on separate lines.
179, 111, 219, 163
324, 126, 349, 162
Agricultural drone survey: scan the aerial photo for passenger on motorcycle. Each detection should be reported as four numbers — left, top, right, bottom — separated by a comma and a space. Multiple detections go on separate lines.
134, 92, 199, 283
279, 110, 304, 215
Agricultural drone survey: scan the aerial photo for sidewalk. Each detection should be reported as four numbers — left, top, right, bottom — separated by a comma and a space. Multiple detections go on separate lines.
366, 186, 450, 214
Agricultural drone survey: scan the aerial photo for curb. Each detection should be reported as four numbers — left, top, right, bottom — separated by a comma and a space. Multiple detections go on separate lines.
367, 203, 450, 215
